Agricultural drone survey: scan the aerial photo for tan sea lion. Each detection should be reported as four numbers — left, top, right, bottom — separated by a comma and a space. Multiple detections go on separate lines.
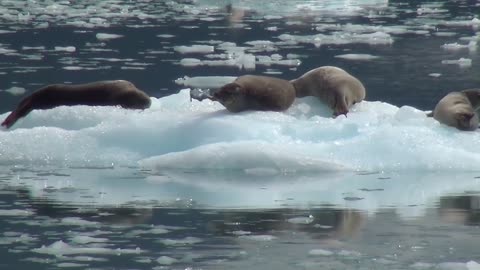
210, 75, 296, 113
430, 89, 480, 131
290, 66, 366, 117
1, 80, 151, 129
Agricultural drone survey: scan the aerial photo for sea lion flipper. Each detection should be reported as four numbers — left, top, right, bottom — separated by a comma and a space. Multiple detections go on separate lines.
2, 111, 19, 129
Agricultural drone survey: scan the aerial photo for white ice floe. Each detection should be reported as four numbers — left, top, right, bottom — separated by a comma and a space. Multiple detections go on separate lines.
158, 237, 203, 246
3, 86, 26, 96
157, 256, 178, 265
3, 89, 480, 174
441, 41, 477, 52
441, 57, 472, 67
95, 33, 123, 41
174, 45, 215, 54
54, 46, 76, 52
334, 53, 379, 61
33, 240, 142, 256
175, 76, 237, 89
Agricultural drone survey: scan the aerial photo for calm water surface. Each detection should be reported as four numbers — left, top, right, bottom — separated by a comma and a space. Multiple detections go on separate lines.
1, 0, 480, 269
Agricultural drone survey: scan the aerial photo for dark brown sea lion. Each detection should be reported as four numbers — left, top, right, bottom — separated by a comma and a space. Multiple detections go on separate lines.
290, 66, 366, 117
210, 75, 296, 113
1, 80, 151, 129
431, 89, 480, 131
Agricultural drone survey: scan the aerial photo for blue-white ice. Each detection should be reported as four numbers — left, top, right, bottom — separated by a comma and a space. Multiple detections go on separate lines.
1, 89, 480, 172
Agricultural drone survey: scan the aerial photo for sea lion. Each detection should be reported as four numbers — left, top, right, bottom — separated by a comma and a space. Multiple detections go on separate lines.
1, 80, 151, 129
207, 75, 296, 113
290, 66, 366, 117
430, 89, 480, 131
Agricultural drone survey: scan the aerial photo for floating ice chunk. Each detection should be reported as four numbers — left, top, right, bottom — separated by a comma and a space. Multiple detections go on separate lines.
61, 217, 99, 226
335, 53, 379, 61
441, 58, 472, 68
441, 41, 477, 51
71, 235, 108, 244
4, 86, 26, 96
287, 215, 314, 224
158, 237, 202, 246
54, 46, 76, 52
174, 45, 214, 54
0, 209, 33, 216
436, 262, 469, 270
410, 262, 435, 269
157, 256, 178, 265
338, 250, 361, 257
467, 261, 480, 270
445, 18, 480, 27
57, 262, 87, 268
232, 230, 251, 236
33, 240, 142, 256
308, 249, 334, 256
179, 58, 202, 67
63, 66, 83, 70
239, 235, 277, 241
96, 33, 123, 41
429, 73, 441, 77
175, 76, 237, 89
157, 34, 175, 38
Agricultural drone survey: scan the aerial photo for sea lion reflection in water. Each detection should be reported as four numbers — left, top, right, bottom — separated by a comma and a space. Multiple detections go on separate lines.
191, 75, 296, 113
430, 89, 480, 131
291, 66, 366, 117
1, 80, 151, 129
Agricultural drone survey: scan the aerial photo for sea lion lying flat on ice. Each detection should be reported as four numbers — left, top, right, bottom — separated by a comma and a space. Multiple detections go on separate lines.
430, 89, 480, 131
1, 80, 151, 129
192, 75, 296, 113
290, 66, 366, 117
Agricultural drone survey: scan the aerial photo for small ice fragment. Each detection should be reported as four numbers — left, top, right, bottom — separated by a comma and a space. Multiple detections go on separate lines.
96, 33, 123, 41
287, 215, 314, 224
157, 256, 178, 265
190, 88, 213, 102
429, 73, 441, 77
441, 58, 472, 68
175, 76, 237, 89
239, 235, 277, 241
54, 46, 76, 52
174, 45, 214, 54
410, 262, 434, 269
4, 86, 26, 96
158, 237, 202, 246
180, 58, 202, 67
335, 53, 379, 61
308, 249, 333, 256
157, 34, 175, 38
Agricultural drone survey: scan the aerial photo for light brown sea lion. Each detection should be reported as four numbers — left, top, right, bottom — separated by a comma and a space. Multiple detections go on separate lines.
290, 66, 366, 117
431, 89, 480, 131
210, 75, 296, 113
1, 80, 151, 129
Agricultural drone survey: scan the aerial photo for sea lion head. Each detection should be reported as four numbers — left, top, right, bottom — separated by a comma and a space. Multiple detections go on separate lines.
462, 89, 480, 109
454, 111, 478, 131
212, 82, 246, 112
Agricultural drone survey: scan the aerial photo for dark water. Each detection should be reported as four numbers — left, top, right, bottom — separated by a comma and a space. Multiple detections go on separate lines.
2, 0, 480, 269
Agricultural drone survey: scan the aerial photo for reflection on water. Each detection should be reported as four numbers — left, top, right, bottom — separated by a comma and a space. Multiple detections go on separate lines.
0, 166, 480, 269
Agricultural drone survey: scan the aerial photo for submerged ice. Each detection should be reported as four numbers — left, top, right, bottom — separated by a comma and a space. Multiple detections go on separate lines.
1, 89, 480, 172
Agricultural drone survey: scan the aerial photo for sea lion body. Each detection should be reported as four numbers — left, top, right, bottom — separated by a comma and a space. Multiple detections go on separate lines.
212, 75, 296, 113
432, 89, 480, 131
2, 80, 151, 128
290, 66, 366, 116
